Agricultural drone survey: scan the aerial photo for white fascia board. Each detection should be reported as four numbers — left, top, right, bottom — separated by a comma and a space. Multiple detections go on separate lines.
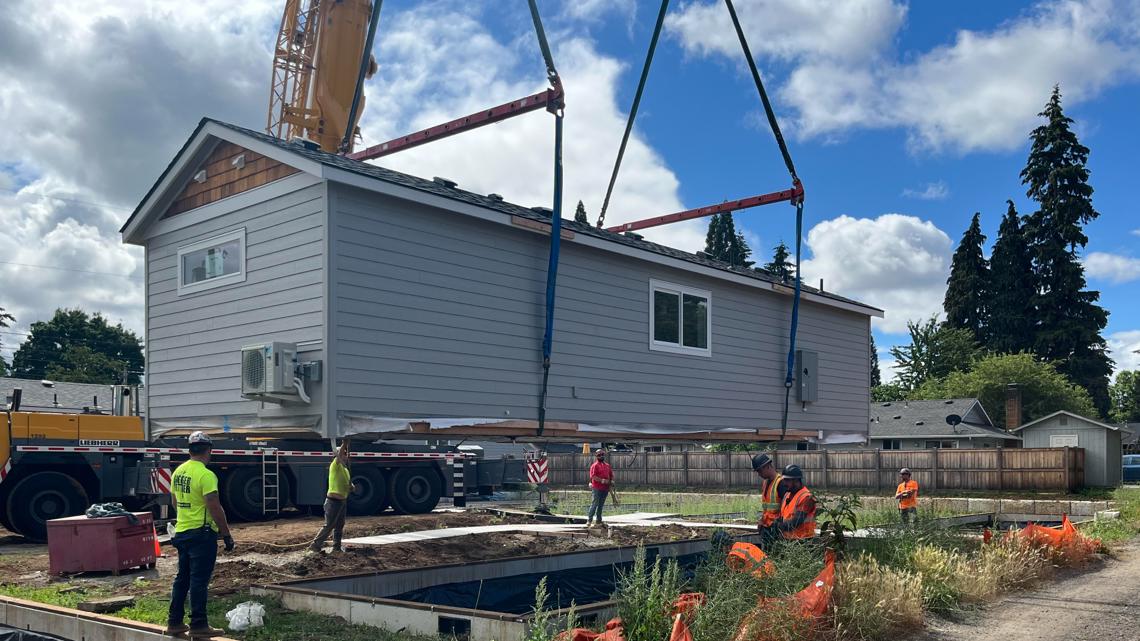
122, 122, 324, 245
321, 165, 884, 319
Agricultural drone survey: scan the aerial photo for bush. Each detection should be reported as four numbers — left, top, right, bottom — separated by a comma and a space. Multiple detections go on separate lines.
616, 546, 684, 641
832, 553, 923, 641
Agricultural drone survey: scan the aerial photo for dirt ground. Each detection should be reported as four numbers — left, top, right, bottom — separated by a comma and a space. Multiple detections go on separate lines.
916, 539, 1140, 641
0, 509, 722, 598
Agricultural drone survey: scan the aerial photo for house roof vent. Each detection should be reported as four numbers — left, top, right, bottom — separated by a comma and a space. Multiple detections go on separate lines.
432, 177, 458, 189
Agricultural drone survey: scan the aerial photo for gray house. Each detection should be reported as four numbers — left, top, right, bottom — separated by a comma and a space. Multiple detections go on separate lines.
1013, 410, 1124, 487
120, 119, 881, 442
826, 398, 1020, 450
1, 377, 145, 416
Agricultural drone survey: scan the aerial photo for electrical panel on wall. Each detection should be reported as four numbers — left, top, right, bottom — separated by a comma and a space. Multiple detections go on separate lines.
796, 349, 818, 403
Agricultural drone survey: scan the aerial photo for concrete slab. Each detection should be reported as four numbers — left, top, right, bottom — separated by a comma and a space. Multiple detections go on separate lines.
1000, 499, 1034, 514
604, 513, 680, 521
968, 498, 997, 513
343, 523, 579, 545
1034, 500, 1070, 515
1070, 501, 1097, 516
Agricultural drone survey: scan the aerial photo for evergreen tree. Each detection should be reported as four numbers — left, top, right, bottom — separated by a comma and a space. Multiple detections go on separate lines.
987, 201, 1036, 353
702, 213, 753, 268
943, 212, 989, 341
1020, 86, 1113, 416
574, 200, 589, 224
762, 241, 793, 281
869, 334, 881, 387
0, 306, 13, 377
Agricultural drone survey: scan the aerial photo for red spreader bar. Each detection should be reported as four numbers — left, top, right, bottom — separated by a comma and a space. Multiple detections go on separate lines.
604, 182, 804, 234
349, 85, 565, 162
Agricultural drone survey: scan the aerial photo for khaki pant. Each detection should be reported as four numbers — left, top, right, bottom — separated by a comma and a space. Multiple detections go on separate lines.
310, 497, 347, 551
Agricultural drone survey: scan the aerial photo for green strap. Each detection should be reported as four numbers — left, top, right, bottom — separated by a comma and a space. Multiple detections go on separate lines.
595, 0, 671, 229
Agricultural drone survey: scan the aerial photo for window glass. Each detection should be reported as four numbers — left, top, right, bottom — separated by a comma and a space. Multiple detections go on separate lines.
682, 293, 708, 349
653, 290, 679, 344
182, 238, 241, 285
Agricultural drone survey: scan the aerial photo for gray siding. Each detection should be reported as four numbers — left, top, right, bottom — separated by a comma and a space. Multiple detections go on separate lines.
329, 184, 869, 434
144, 181, 327, 428
1022, 416, 1117, 486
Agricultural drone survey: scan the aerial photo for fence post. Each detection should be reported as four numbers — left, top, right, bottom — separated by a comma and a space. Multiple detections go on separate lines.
931, 448, 939, 491
724, 451, 732, 488
643, 453, 649, 486
1063, 447, 1070, 491
821, 450, 829, 490
996, 448, 1004, 491
683, 450, 690, 487
874, 449, 882, 490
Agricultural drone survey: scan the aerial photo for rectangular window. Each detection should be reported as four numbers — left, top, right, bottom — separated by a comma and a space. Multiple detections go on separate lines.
882, 439, 901, 450
925, 440, 958, 449
177, 229, 246, 294
649, 280, 711, 356
1050, 434, 1078, 448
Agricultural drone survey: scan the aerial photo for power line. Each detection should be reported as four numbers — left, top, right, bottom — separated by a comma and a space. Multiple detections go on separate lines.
0, 187, 133, 212
0, 260, 143, 280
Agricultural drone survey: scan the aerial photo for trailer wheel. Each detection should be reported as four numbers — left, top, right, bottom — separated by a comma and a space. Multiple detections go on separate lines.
346, 467, 389, 516
5, 472, 89, 542
389, 467, 442, 514
222, 467, 292, 522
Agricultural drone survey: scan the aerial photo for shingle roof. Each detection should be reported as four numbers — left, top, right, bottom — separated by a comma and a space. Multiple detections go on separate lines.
869, 398, 1016, 440
140, 119, 879, 315
0, 377, 144, 415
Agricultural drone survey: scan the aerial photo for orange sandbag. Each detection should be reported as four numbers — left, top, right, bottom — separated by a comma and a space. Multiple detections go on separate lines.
557, 617, 625, 641
727, 542, 776, 579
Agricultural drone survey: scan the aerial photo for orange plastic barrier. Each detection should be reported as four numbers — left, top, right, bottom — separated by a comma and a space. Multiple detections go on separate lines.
559, 618, 624, 641
734, 551, 836, 641
669, 613, 694, 641
1017, 514, 1100, 561
726, 542, 776, 579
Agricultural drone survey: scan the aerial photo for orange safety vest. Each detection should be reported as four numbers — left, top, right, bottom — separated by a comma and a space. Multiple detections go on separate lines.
780, 486, 816, 539
759, 474, 784, 527
726, 542, 775, 578
896, 480, 919, 510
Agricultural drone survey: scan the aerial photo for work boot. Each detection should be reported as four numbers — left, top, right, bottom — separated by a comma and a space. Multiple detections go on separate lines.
585, 519, 593, 527
188, 625, 225, 639
163, 623, 189, 636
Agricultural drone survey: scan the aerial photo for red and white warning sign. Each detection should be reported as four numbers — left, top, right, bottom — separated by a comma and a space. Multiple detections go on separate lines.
526, 457, 549, 484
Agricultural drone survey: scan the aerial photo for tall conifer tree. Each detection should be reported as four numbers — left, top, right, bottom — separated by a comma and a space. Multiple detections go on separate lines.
573, 200, 589, 224
703, 213, 753, 268
1020, 86, 1113, 416
987, 201, 1036, 354
763, 241, 793, 281
943, 212, 989, 341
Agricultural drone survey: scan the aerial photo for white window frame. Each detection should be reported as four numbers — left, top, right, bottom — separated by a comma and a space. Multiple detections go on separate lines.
177, 228, 247, 295
1050, 434, 1079, 448
648, 279, 712, 357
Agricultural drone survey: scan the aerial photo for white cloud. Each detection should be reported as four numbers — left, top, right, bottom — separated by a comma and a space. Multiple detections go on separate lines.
1084, 252, 1140, 283
901, 181, 950, 200
672, 0, 1140, 152
1108, 330, 1140, 375
800, 214, 952, 333
1132, 228, 1140, 236
358, 3, 697, 250
878, 357, 901, 385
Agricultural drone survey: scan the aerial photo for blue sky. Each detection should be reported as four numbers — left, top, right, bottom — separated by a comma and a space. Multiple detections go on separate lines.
0, 0, 1138, 377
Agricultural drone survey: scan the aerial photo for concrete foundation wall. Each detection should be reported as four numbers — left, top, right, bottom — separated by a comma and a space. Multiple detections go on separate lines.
0, 595, 240, 641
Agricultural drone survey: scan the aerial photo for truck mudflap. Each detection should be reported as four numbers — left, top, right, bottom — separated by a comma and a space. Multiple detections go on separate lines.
0, 458, 11, 488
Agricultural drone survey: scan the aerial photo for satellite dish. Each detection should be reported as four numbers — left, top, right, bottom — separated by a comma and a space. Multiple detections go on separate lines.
946, 414, 962, 426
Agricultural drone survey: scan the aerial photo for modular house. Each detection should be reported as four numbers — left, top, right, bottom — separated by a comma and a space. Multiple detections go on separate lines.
120, 119, 882, 441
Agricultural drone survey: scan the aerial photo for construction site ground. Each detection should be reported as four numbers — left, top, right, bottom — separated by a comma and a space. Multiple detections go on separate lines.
0, 509, 721, 599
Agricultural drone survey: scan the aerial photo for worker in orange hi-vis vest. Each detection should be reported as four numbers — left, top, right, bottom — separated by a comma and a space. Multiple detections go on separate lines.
895, 468, 919, 525
751, 453, 785, 550
776, 464, 816, 540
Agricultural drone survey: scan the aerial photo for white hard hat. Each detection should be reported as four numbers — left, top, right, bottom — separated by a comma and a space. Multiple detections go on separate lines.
188, 431, 213, 445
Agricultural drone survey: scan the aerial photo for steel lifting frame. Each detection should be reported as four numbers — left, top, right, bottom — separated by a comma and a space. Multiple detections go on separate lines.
605, 181, 802, 234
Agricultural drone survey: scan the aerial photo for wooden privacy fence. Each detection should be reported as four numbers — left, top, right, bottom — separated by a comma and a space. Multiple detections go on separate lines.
547, 447, 1085, 491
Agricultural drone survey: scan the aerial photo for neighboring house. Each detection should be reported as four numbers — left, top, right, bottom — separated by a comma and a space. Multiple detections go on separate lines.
826, 398, 1020, 450
1012, 410, 1125, 487
120, 118, 882, 441
1, 377, 145, 416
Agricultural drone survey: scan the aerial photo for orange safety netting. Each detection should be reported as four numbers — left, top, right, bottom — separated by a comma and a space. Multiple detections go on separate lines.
1017, 514, 1100, 560
560, 618, 625, 641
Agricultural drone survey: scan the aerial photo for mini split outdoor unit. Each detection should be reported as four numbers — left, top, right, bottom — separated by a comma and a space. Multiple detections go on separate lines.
241, 341, 298, 400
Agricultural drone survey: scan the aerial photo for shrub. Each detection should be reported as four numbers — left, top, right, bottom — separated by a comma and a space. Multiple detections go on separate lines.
832, 553, 923, 641
616, 546, 684, 641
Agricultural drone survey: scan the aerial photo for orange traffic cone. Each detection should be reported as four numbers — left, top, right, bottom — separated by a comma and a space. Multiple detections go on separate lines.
152, 523, 163, 559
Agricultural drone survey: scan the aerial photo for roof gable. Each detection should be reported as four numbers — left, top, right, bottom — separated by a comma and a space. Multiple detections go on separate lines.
1012, 410, 1121, 433
163, 140, 299, 218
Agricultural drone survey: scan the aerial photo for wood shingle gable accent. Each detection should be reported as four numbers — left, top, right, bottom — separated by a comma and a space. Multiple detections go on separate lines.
163, 141, 299, 218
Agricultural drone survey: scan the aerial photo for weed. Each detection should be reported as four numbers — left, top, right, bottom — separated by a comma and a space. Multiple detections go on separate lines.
615, 546, 684, 641
525, 576, 557, 641
831, 553, 923, 641
816, 494, 862, 557
909, 545, 964, 613
689, 556, 767, 641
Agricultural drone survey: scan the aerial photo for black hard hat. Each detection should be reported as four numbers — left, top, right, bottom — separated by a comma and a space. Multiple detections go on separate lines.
782, 464, 804, 480
751, 453, 774, 470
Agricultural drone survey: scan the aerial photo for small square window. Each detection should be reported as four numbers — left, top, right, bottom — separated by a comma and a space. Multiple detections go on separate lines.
649, 280, 711, 357
177, 229, 246, 294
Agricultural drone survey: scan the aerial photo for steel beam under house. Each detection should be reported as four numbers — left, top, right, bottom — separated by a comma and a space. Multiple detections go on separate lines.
348, 86, 564, 162
604, 181, 802, 234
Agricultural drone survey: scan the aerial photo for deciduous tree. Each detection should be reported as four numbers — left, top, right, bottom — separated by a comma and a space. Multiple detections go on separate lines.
889, 316, 979, 391
11, 309, 143, 384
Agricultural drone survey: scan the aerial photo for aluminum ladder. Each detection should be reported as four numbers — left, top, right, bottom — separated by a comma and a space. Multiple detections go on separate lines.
261, 448, 280, 517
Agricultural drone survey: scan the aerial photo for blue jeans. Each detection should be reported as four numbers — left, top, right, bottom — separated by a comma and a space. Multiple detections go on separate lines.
587, 488, 608, 522
168, 527, 218, 628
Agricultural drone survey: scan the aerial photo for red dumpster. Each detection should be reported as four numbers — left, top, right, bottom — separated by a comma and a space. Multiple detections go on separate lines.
47, 512, 156, 575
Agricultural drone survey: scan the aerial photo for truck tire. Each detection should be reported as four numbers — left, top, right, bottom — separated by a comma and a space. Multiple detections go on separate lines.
346, 467, 389, 516
222, 467, 292, 522
5, 472, 89, 542
389, 466, 442, 514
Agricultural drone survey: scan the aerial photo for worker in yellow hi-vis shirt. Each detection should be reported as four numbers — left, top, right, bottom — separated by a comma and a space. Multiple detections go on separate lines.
166, 431, 233, 639
310, 440, 358, 553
